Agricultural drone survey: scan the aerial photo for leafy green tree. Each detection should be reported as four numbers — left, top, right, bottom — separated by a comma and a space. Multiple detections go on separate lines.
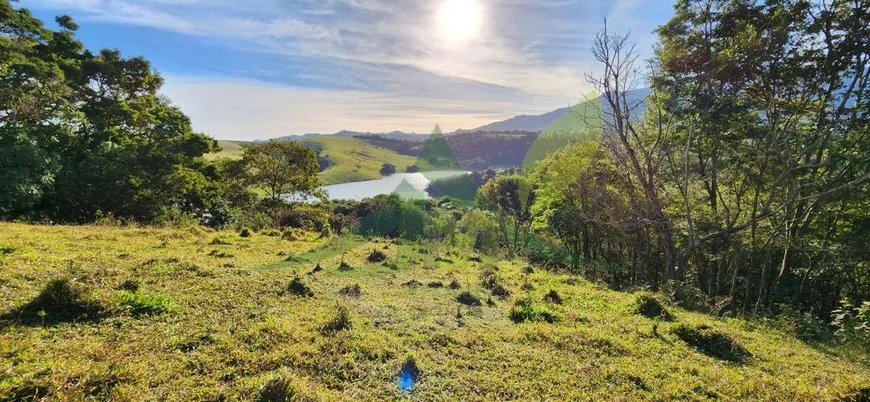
655, 0, 870, 312
477, 174, 535, 257
457, 210, 500, 253
1, 1, 219, 223
240, 141, 321, 201
534, 141, 632, 272
359, 194, 425, 239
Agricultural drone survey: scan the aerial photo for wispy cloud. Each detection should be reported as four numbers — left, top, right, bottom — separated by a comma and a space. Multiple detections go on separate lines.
161, 75, 566, 139
23, 0, 672, 139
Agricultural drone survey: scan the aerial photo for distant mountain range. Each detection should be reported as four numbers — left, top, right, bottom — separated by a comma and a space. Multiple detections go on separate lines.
270, 89, 650, 142
458, 107, 572, 134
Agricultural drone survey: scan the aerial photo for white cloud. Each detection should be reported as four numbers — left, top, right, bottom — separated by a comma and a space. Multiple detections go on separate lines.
22, 0, 671, 139
160, 75, 566, 139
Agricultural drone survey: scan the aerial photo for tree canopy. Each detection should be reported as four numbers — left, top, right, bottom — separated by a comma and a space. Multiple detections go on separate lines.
0, 0, 218, 222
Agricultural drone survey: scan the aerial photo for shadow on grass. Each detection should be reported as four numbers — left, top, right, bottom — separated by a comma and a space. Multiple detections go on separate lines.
672, 323, 751, 364
0, 278, 107, 327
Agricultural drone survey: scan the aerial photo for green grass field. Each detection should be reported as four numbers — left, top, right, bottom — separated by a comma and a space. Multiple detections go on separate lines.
207, 137, 418, 185
1, 222, 867, 401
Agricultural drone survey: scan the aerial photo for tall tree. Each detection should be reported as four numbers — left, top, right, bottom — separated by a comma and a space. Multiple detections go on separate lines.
1, 1, 220, 223
478, 174, 535, 257
241, 141, 321, 201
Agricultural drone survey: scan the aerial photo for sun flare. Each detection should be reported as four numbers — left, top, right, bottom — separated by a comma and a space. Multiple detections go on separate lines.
437, 0, 483, 44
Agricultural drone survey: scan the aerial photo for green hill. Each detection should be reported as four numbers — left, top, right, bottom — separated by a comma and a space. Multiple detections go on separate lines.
0, 222, 867, 400
206, 137, 418, 185
205, 140, 249, 161
298, 137, 418, 185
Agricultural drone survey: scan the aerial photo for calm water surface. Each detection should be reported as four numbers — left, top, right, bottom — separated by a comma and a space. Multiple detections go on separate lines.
318, 171, 468, 201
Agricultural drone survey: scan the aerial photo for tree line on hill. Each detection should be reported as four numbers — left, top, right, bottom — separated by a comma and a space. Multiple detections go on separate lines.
355, 131, 539, 170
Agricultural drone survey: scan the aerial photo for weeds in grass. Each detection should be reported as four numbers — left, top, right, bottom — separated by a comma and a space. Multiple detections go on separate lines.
175, 333, 216, 352
116, 290, 173, 317
448, 279, 461, 289
209, 236, 231, 245
480, 267, 510, 297
255, 376, 297, 402
239, 228, 252, 238
261, 228, 281, 237
321, 304, 352, 334
427, 281, 444, 288
339, 284, 362, 298
544, 290, 563, 304
510, 297, 559, 323
117, 279, 140, 293
402, 280, 423, 288
840, 386, 870, 402
367, 249, 387, 263
288, 277, 314, 298
1, 378, 51, 401
0, 244, 15, 256
3, 278, 106, 325
338, 253, 353, 271
281, 230, 298, 241
309, 263, 323, 275
672, 324, 750, 363
457, 291, 482, 306
208, 250, 234, 258
634, 293, 674, 321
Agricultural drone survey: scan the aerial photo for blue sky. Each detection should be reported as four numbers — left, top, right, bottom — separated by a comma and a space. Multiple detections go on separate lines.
22, 0, 674, 140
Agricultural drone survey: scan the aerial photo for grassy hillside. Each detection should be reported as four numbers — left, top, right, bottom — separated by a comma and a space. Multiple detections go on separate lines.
1, 223, 867, 401
298, 137, 418, 185
205, 140, 249, 161
206, 137, 418, 185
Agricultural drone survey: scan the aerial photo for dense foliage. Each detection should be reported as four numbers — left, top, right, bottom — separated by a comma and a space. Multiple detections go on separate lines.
240, 141, 320, 201
0, 1, 219, 223
528, 0, 870, 327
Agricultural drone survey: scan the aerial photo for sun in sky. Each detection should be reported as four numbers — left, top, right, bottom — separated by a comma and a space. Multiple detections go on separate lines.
436, 0, 484, 44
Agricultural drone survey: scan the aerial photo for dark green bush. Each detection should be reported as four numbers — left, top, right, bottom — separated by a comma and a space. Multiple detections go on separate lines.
273, 203, 329, 231
457, 291, 482, 306
634, 293, 674, 321
671, 324, 750, 363
544, 290, 563, 304
358, 195, 425, 240
288, 277, 314, 298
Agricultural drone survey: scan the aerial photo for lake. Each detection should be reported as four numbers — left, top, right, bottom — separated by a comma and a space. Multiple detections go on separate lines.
318, 171, 468, 201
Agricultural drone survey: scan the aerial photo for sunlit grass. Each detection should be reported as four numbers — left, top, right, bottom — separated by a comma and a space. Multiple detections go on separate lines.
0, 222, 867, 400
